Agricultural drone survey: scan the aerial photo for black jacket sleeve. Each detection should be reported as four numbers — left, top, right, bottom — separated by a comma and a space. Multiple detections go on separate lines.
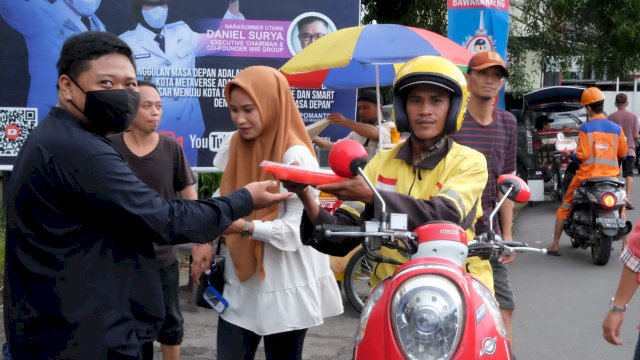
300, 206, 367, 256
69, 143, 254, 245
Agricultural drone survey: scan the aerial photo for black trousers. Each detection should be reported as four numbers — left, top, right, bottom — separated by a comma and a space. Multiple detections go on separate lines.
216, 316, 307, 360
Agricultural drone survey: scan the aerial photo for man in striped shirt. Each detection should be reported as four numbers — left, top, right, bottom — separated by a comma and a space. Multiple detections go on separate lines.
450, 50, 518, 341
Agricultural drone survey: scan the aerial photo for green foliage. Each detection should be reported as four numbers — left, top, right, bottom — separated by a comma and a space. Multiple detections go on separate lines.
362, 0, 640, 94
197, 172, 223, 199
505, 36, 536, 97
511, 0, 640, 81
361, 0, 447, 35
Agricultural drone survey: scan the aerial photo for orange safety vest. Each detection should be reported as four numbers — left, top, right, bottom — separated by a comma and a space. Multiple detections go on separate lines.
557, 114, 628, 220
574, 114, 627, 179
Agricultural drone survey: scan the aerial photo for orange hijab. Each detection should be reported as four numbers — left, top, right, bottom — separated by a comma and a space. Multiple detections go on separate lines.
219, 66, 315, 281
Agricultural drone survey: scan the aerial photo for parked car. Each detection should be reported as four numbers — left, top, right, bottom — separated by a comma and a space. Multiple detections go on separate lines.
516, 86, 585, 202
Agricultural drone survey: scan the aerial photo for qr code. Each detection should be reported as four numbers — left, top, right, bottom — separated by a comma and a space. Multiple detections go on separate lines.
0, 107, 37, 156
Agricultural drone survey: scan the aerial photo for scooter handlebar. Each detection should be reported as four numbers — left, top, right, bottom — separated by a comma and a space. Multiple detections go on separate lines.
509, 247, 548, 254
471, 236, 548, 260
501, 241, 547, 256
317, 224, 363, 236
503, 241, 528, 248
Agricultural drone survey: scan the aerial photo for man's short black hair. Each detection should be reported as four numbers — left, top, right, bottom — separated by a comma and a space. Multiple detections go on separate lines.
588, 100, 605, 114
137, 80, 158, 91
297, 16, 328, 32
56, 32, 136, 82
357, 89, 383, 105
535, 115, 552, 131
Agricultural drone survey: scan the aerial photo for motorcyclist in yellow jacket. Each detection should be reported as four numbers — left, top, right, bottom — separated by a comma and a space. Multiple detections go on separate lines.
289, 56, 493, 290
547, 87, 627, 255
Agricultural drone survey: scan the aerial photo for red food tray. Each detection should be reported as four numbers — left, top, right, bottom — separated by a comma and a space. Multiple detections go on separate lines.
260, 161, 346, 185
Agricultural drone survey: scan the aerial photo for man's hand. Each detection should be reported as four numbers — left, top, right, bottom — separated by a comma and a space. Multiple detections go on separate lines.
602, 311, 624, 345
316, 176, 373, 203
499, 253, 516, 264
244, 180, 292, 209
326, 113, 350, 126
500, 235, 516, 264
191, 243, 213, 286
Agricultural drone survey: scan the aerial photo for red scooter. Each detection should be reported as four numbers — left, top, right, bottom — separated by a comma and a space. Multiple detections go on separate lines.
317, 140, 546, 360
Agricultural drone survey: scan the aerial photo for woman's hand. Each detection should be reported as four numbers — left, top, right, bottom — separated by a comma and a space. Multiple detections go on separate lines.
281, 161, 312, 197
281, 179, 309, 196
223, 219, 244, 235
191, 243, 213, 286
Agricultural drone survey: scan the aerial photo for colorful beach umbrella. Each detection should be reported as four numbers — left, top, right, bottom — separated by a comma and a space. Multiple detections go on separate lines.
281, 24, 473, 150
280, 24, 474, 90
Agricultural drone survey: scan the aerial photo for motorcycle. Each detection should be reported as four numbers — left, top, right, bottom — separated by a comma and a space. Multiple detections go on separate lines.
541, 131, 577, 201
563, 175, 632, 265
316, 140, 546, 360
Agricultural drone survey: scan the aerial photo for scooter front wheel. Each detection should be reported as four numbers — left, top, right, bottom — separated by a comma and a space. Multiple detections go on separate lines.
344, 248, 375, 313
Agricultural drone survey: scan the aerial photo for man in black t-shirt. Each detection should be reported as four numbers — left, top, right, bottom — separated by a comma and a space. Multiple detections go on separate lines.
109, 80, 196, 360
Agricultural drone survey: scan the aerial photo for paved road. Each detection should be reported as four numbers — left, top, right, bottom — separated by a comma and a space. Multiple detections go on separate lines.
509, 200, 638, 360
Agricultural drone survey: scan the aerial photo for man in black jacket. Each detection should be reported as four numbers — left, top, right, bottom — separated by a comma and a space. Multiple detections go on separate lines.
3, 31, 289, 360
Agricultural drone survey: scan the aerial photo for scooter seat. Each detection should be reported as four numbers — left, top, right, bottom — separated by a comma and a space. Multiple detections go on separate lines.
581, 177, 625, 187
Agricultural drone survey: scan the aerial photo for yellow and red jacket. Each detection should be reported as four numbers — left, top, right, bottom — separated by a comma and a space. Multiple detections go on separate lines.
363, 138, 491, 289
302, 137, 493, 290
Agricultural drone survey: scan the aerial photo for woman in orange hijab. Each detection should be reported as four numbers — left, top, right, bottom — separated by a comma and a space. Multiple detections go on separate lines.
192, 66, 342, 360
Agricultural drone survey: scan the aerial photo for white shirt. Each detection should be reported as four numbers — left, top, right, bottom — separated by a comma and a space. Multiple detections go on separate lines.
215, 139, 343, 335
342, 120, 393, 148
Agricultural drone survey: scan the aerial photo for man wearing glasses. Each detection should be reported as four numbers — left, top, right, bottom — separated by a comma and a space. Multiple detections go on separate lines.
297, 16, 328, 49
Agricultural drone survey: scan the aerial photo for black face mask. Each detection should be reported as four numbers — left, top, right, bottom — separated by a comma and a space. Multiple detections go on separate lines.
69, 77, 140, 134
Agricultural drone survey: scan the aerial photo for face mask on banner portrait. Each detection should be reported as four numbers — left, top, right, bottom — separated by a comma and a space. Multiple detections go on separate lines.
66, 0, 102, 16
142, 6, 168, 29
69, 78, 140, 134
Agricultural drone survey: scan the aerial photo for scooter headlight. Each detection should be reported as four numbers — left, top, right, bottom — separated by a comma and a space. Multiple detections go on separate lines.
354, 279, 387, 345
391, 275, 465, 360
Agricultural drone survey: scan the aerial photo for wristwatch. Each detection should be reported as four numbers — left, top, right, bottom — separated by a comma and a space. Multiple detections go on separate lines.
240, 220, 252, 237
609, 297, 627, 313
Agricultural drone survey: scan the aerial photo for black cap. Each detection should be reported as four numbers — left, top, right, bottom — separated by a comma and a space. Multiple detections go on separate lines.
357, 89, 382, 105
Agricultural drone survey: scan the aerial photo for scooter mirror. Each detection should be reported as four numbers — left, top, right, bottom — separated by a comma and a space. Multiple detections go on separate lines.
329, 139, 369, 178
497, 174, 531, 203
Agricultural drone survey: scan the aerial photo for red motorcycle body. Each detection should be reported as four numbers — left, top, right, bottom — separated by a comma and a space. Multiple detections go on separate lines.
353, 222, 514, 360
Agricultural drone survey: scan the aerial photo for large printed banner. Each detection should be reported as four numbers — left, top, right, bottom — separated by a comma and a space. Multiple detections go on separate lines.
0, 0, 359, 169
447, 0, 510, 108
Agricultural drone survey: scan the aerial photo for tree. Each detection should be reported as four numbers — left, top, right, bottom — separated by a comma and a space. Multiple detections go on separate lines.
362, 0, 640, 96
361, 0, 447, 35
511, 0, 640, 83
